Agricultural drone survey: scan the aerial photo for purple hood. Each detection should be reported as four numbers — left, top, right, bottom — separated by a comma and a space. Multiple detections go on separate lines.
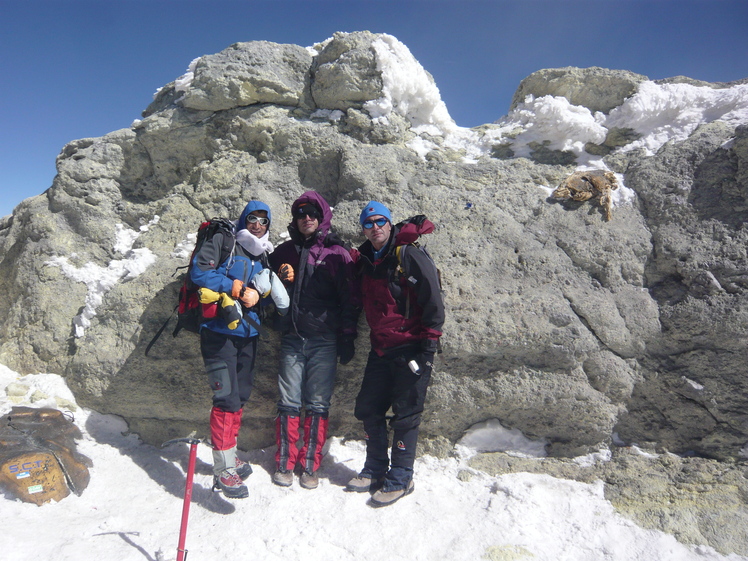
288, 190, 333, 245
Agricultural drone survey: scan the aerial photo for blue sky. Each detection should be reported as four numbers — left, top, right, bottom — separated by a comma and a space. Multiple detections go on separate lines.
2, 0, 747, 218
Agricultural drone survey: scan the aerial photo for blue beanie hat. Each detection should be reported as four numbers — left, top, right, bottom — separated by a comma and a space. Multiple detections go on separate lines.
359, 201, 392, 225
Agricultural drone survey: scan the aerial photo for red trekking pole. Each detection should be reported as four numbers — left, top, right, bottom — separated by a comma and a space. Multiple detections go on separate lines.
162, 434, 203, 561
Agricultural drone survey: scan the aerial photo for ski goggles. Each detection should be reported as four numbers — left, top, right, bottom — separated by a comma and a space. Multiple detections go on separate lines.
363, 217, 389, 229
295, 204, 321, 220
246, 215, 270, 226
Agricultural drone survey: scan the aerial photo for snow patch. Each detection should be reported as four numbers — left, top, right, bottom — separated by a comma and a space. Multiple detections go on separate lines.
364, 34, 455, 134
174, 57, 200, 93
606, 82, 748, 155
573, 449, 612, 467
311, 108, 345, 121
456, 418, 548, 458
45, 217, 159, 337
682, 376, 705, 391
172, 231, 198, 260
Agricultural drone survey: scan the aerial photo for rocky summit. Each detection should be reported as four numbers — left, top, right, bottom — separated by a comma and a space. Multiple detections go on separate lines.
1, 31, 747, 554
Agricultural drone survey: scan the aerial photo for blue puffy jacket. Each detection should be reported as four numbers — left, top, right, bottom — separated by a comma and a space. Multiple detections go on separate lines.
190, 201, 272, 338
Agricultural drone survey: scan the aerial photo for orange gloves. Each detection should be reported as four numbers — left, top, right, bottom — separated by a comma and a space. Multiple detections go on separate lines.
278, 263, 295, 283
231, 279, 244, 298
238, 286, 259, 308
231, 279, 259, 308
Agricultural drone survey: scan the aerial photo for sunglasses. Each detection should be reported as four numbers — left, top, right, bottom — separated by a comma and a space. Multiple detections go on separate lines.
363, 217, 389, 229
246, 215, 270, 226
295, 206, 321, 220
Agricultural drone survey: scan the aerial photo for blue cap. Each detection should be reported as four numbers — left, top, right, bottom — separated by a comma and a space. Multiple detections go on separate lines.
359, 201, 392, 225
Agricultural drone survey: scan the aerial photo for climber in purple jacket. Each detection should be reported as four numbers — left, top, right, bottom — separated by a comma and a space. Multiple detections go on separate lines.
268, 191, 361, 489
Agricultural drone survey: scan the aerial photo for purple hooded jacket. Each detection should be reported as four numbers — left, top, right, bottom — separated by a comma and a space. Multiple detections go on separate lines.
269, 191, 360, 339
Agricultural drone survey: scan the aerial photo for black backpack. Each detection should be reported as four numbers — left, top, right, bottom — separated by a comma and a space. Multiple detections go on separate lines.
393, 215, 444, 355
145, 218, 235, 356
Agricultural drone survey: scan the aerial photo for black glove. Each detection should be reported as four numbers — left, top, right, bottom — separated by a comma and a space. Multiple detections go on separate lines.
337, 335, 356, 365
411, 339, 437, 376
410, 351, 434, 376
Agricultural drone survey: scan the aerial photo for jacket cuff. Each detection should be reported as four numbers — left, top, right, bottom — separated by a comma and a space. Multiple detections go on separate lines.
420, 339, 438, 354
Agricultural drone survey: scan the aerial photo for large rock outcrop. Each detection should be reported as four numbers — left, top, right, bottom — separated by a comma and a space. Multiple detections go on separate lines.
509, 66, 648, 114
0, 31, 747, 477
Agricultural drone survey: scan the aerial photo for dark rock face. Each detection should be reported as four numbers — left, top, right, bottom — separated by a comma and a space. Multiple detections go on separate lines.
613, 121, 748, 459
0, 32, 747, 470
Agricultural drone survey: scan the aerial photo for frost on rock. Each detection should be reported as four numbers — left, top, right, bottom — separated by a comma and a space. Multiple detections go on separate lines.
174, 57, 200, 94
45, 218, 159, 337
364, 35, 455, 134
606, 81, 748, 155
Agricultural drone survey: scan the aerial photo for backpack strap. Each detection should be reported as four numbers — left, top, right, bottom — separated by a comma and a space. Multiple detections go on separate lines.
210, 218, 237, 267
394, 242, 444, 354
395, 242, 422, 277
395, 244, 405, 274
145, 305, 177, 356
244, 313, 266, 337
394, 244, 412, 319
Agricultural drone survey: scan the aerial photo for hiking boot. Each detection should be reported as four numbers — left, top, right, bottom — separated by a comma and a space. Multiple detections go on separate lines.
235, 457, 252, 481
272, 469, 293, 487
299, 470, 319, 490
370, 479, 414, 507
212, 446, 251, 480
212, 468, 249, 499
345, 473, 385, 493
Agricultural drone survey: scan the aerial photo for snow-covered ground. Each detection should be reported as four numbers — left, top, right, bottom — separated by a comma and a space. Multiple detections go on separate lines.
2, 364, 745, 561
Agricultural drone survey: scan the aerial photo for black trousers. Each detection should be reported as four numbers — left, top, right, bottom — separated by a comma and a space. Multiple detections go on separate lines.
354, 346, 432, 489
200, 329, 258, 412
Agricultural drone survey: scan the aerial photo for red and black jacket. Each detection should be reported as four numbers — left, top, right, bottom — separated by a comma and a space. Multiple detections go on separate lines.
352, 217, 444, 356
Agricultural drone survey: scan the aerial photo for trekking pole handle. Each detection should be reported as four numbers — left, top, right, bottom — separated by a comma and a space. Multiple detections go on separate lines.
162, 434, 203, 448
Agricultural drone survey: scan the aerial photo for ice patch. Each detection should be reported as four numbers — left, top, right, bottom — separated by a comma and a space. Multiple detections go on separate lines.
457, 418, 548, 458
681, 376, 705, 391
364, 34, 455, 134
45, 218, 159, 337
174, 57, 200, 94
